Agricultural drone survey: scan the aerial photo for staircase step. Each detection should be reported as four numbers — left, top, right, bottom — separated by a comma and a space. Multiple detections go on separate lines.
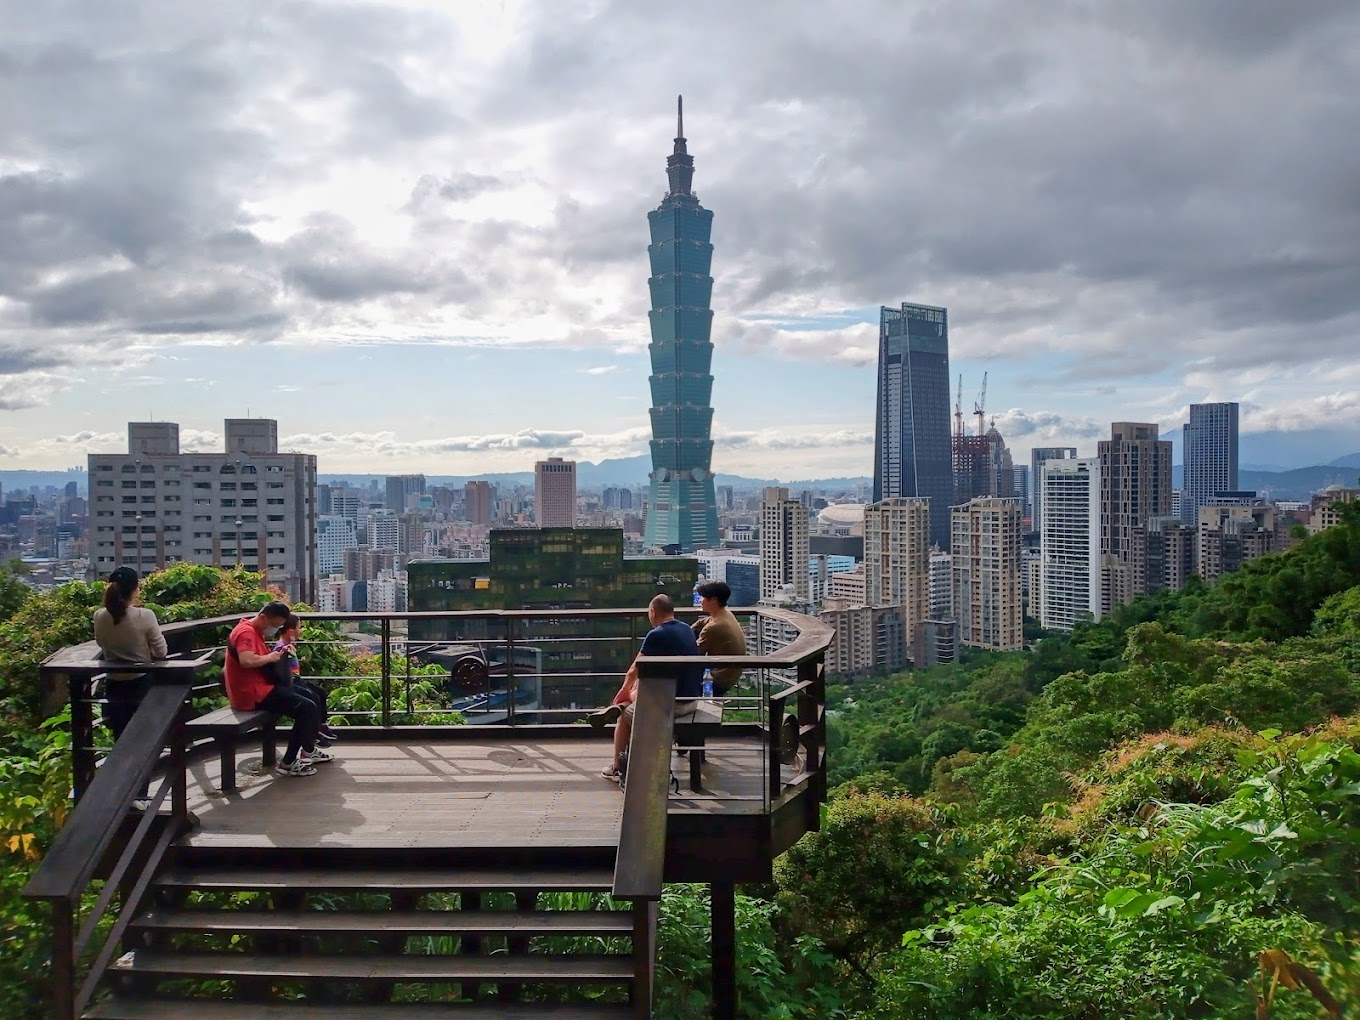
88, 1000, 633, 1019
154, 866, 614, 894
110, 950, 634, 983
131, 908, 635, 937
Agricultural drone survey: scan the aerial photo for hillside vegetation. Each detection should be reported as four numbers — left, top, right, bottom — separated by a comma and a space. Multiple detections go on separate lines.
4, 509, 1360, 1016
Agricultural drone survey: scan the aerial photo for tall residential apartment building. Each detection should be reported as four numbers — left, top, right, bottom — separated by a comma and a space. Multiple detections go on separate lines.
1039, 457, 1101, 632
1098, 423, 1173, 613
1030, 447, 1078, 535
384, 474, 425, 513
316, 515, 358, 575
873, 303, 952, 549
863, 497, 931, 662
928, 549, 953, 619
951, 498, 1023, 651
643, 97, 720, 551
535, 457, 577, 528
1130, 516, 1196, 595
1181, 402, 1239, 526
89, 419, 317, 602
463, 481, 493, 526
1197, 503, 1276, 581
369, 509, 400, 551
759, 487, 809, 603
820, 603, 907, 678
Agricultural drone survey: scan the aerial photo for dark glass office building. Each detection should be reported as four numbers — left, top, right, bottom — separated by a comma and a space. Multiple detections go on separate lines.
644, 97, 720, 552
1181, 402, 1240, 525
873, 302, 953, 549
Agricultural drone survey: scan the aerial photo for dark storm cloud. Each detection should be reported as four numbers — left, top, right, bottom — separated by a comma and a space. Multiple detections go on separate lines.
489, 0, 1360, 372
0, 0, 1356, 412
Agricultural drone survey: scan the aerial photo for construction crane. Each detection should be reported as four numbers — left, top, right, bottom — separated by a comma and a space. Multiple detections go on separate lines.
973, 371, 988, 437
954, 375, 965, 440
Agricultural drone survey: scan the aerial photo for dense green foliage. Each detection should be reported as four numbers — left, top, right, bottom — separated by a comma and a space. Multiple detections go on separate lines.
0, 566, 468, 1017
5, 509, 1360, 1017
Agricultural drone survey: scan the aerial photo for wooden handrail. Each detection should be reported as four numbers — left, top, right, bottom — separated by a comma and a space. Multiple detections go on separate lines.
612, 668, 678, 901
24, 682, 189, 901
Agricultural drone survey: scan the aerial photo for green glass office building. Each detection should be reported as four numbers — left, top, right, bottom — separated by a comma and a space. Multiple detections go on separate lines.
408, 528, 698, 710
644, 97, 721, 552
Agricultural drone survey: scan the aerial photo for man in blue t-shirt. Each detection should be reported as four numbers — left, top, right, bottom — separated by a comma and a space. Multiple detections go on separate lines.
601, 593, 703, 781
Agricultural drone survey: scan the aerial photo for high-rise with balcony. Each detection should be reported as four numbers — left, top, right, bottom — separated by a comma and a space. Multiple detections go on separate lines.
1098, 423, 1173, 613
863, 497, 931, 662
535, 457, 577, 529
950, 498, 1023, 651
88, 419, 317, 601
1030, 447, 1078, 535
464, 481, 493, 526
643, 97, 720, 552
1039, 457, 1101, 632
1181, 402, 1239, 526
759, 487, 809, 603
873, 303, 952, 549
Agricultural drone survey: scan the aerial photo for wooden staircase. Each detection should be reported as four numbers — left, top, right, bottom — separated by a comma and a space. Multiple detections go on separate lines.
85, 845, 648, 1019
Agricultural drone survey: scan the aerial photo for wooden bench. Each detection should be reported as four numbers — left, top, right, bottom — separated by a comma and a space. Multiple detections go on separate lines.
674, 699, 725, 793
185, 707, 278, 792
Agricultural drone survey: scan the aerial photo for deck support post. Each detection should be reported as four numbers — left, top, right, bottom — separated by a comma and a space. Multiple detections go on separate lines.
711, 880, 736, 1020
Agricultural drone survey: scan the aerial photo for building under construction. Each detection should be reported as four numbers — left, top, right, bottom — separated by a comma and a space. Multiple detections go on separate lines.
952, 373, 1016, 507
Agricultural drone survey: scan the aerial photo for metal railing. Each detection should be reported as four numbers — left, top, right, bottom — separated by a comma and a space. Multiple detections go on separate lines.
28, 606, 830, 1019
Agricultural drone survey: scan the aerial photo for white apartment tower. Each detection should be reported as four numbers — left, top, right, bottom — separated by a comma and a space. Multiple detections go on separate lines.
928, 549, 953, 619
368, 509, 400, 551
759, 487, 810, 602
863, 497, 931, 661
1039, 457, 1101, 632
950, 498, 1023, 651
535, 457, 577, 528
89, 420, 317, 602
316, 515, 358, 575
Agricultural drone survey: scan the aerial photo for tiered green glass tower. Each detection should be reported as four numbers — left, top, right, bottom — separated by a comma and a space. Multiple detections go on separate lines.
644, 96, 720, 552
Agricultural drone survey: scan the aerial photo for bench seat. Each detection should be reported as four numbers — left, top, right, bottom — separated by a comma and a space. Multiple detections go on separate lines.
674, 699, 725, 792
185, 708, 277, 792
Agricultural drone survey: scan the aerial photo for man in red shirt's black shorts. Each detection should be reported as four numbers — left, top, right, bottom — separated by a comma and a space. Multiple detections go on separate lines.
224, 601, 330, 777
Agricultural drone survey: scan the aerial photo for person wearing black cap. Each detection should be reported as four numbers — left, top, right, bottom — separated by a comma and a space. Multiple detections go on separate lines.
92, 566, 168, 806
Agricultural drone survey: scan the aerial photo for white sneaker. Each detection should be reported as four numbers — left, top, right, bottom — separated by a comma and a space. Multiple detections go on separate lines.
276, 759, 318, 777
301, 748, 334, 764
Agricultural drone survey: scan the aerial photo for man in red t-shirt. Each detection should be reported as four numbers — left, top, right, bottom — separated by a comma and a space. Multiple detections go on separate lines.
226, 601, 329, 777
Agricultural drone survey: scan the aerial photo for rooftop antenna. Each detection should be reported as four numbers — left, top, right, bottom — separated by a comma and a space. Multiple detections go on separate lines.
677, 94, 683, 139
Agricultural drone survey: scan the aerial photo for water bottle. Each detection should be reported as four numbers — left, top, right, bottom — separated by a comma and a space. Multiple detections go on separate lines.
702, 669, 714, 699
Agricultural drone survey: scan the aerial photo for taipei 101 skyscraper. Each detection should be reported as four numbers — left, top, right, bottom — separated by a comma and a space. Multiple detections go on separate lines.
643, 96, 720, 551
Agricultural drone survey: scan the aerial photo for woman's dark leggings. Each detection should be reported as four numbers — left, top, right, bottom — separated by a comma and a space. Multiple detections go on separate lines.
104, 675, 152, 797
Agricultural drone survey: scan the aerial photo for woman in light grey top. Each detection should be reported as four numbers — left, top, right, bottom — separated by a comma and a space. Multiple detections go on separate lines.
92, 568, 167, 804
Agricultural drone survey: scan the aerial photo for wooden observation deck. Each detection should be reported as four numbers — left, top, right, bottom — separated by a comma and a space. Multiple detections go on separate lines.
25, 607, 831, 1020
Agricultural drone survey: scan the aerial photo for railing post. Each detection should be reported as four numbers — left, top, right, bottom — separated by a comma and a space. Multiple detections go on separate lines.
505, 615, 517, 726
50, 899, 75, 1020
631, 899, 657, 1020
380, 617, 392, 728
767, 685, 782, 806
69, 673, 96, 803
170, 701, 189, 824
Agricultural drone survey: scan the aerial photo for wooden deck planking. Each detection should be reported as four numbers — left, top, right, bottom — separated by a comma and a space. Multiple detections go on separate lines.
179, 735, 779, 851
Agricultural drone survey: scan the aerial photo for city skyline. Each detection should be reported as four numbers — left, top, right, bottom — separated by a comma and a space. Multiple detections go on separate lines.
1, 3, 1357, 477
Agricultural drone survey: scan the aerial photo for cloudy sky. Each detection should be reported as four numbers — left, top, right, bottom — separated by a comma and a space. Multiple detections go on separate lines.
1, 0, 1357, 478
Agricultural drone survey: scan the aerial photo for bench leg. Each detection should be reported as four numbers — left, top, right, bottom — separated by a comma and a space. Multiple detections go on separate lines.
689, 736, 705, 793
219, 737, 237, 793
261, 721, 277, 768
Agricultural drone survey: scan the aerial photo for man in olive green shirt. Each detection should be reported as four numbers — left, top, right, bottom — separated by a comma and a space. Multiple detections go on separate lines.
693, 580, 746, 694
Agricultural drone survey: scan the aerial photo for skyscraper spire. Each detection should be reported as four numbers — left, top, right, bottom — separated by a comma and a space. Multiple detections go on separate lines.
666, 95, 694, 197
